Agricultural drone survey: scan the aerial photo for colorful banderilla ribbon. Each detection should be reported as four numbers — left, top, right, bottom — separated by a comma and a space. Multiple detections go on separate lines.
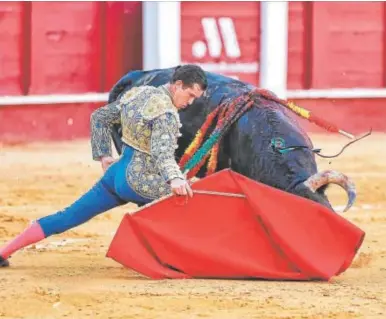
257, 88, 356, 139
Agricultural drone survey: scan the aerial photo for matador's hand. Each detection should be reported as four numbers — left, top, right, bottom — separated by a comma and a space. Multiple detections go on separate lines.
100, 156, 116, 172
170, 178, 193, 198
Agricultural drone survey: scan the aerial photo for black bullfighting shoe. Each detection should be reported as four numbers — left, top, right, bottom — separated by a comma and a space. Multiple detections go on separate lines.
0, 255, 9, 267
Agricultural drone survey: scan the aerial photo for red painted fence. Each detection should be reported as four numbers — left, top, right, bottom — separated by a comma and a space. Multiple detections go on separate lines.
0, 1, 142, 96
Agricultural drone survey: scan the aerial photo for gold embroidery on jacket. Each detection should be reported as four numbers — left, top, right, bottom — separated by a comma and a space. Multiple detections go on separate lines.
90, 85, 184, 200
119, 86, 181, 154
90, 101, 121, 160
126, 112, 183, 199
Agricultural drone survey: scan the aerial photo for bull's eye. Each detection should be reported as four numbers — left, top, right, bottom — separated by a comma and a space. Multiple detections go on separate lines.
272, 137, 285, 148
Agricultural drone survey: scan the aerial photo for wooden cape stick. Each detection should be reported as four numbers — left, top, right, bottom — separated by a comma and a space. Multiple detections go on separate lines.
130, 189, 246, 215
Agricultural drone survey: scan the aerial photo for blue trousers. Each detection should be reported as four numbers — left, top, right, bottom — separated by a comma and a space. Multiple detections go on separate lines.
38, 145, 152, 237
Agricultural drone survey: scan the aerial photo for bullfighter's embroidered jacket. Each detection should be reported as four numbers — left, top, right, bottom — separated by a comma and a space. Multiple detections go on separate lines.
90, 85, 184, 200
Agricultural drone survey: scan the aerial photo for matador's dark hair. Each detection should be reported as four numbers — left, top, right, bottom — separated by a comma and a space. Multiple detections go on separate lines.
171, 64, 208, 91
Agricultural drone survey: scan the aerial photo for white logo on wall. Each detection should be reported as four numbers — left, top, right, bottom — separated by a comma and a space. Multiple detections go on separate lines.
186, 17, 259, 76
192, 17, 241, 59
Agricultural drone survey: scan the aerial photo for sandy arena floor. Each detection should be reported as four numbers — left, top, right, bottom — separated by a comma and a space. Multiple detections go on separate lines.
0, 133, 385, 319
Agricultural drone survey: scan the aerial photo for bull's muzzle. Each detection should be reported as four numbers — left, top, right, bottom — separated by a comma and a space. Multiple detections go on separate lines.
303, 170, 356, 213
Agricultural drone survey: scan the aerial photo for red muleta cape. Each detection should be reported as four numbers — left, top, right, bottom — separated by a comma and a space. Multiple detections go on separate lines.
107, 169, 365, 281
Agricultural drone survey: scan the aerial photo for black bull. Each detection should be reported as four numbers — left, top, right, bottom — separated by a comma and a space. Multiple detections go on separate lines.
105, 67, 356, 213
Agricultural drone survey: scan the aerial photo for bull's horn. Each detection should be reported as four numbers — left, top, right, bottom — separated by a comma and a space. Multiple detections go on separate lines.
303, 170, 356, 212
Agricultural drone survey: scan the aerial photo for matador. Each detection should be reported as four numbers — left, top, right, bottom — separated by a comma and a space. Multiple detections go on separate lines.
0, 64, 208, 268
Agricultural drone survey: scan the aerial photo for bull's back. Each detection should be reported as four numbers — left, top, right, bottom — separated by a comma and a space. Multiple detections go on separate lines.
108, 69, 174, 103
108, 67, 252, 104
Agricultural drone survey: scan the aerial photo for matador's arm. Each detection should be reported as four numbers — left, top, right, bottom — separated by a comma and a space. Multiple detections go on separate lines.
90, 101, 121, 160
150, 113, 185, 182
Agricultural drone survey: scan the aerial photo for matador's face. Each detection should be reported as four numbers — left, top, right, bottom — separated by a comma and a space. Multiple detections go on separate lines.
172, 81, 204, 109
